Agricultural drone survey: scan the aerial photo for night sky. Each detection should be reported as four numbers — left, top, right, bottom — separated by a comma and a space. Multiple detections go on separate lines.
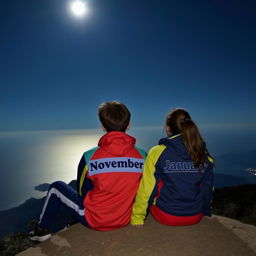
1, 0, 256, 131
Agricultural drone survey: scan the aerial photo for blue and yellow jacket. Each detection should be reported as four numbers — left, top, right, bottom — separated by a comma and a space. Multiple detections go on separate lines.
77, 131, 146, 231
131, 134, 214, 225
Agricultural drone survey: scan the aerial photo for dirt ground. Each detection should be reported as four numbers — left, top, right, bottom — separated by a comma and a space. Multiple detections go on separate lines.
18, 215, 256, 256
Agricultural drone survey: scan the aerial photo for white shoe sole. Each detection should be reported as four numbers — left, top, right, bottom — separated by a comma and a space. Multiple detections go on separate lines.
29, 233, 51, 242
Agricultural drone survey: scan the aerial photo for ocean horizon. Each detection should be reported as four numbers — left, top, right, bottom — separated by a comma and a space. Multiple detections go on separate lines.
1, 125, 256, 211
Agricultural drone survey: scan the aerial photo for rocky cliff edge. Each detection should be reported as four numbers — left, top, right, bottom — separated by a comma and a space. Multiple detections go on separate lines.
17, 215, 256, 256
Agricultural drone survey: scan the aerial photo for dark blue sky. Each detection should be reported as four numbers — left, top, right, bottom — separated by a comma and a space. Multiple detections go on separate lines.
1, 0, 256, 131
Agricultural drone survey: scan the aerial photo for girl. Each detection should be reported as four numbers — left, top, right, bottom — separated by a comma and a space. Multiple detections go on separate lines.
131, 108, 214, 227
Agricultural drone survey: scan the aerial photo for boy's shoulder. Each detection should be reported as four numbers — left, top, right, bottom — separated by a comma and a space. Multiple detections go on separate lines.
82, 140, 147, 162
83, 146, 99, 162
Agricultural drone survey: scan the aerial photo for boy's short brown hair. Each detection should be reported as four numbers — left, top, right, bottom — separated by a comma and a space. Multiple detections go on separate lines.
98, 101, 131, 132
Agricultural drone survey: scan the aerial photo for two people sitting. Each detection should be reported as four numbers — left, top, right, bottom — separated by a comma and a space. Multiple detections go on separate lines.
29, 101, 214, 242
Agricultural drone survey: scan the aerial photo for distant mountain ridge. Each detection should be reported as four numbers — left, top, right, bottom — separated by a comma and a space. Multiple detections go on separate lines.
0, 180, 77, 240
34, 183, 50, 192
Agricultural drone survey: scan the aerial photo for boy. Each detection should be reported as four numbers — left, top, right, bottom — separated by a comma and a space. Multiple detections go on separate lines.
29, 101, 146, 241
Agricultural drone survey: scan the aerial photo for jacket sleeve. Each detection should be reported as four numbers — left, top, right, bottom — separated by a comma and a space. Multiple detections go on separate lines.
77, 154, 87, 197
201, 157, 214, 216
77, 147, 98, 198
77, 153, 95, 199
131, 145, 165, 225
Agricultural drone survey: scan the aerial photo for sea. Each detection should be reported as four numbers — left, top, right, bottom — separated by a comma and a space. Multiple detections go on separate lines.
0, 125, 256, 211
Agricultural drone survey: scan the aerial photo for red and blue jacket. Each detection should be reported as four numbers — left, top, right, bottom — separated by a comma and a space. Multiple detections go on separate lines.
131, 134, 214, 225
77, 131, 146, 231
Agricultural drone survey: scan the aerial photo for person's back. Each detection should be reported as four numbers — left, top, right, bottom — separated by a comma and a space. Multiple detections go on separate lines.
76, 101, 147, 230
80, 131, 145, 230
149, 134, 213, 220
29, 101, 146, 242
131, 108, 214, 227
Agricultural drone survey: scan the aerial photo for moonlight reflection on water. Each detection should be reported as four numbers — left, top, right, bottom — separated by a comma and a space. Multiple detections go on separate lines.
0, 130, 101, 210
0, 126, 256, 210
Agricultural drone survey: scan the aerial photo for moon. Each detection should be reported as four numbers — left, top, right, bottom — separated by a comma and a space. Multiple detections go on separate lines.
70, 0, 88, 18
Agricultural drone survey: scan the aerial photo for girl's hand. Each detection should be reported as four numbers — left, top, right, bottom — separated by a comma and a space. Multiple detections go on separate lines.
131, 224, 144, 228
205, 215, 215, 220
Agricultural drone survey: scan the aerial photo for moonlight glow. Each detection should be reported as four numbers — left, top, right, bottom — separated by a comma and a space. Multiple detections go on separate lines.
70, 0, 88, 17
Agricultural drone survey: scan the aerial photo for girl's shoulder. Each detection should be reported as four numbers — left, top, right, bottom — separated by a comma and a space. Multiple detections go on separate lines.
147, 144, 167, 159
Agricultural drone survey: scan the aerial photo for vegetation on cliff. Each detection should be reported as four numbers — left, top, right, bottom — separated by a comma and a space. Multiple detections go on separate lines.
212, 184, 256, 225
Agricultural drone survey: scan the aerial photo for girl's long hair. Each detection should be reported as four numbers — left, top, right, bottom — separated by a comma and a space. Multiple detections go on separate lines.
166, 108, 208, 168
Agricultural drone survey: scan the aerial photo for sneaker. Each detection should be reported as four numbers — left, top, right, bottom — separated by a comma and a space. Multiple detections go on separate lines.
29, 226, 51, 242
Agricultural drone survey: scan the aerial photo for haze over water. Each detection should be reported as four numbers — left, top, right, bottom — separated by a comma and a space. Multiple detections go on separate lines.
1, 125, 256, 211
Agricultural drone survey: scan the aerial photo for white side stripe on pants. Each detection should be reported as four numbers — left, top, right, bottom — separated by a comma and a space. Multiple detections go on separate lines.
39, 187, 84, 223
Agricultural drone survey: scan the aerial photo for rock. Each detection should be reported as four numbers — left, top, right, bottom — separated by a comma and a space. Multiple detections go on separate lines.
18, 215, 256, 256
215, 215, 256, 253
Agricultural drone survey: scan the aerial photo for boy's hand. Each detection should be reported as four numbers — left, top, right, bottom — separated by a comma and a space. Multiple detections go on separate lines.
131, 224, 144, 228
